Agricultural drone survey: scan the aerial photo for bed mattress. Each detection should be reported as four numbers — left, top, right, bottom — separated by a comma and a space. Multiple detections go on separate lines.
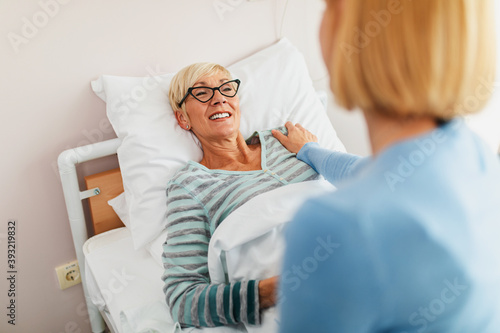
83, 227, 174, 333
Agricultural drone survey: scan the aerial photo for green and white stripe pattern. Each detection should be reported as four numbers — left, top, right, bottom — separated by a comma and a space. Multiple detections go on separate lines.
162, 128, 319, 327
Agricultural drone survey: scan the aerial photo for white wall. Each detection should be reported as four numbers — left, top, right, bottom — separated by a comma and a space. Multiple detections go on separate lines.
466, 0, 500, 154
1, 1, 499, 332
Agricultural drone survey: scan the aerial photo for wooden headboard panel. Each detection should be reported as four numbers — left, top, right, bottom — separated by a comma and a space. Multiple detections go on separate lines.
84, 168, 125, 235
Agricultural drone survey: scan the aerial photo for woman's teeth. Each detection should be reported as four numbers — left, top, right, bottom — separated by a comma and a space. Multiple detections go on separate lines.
209, 112, 230, 120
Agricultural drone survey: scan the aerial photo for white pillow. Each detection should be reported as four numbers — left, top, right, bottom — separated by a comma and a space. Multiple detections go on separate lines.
108, 192, 167, 264
92, 38, 345, 250
107, 193, 130, 228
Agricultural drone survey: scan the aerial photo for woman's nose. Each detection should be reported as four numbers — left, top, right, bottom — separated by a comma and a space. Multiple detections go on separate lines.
211, 90, 227, 105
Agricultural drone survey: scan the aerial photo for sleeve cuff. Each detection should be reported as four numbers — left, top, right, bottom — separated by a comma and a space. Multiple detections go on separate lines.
247, 279, 261, 325
297, 142, 320, 163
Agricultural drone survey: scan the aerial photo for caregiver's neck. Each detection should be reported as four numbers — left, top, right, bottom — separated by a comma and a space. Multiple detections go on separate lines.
363, 110, 439, 156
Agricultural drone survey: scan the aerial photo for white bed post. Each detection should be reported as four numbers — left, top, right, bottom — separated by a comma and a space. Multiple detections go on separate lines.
58, 138, 121, 333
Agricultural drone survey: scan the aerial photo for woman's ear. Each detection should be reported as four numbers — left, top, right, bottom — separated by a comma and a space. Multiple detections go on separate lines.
175, 111, 190, 130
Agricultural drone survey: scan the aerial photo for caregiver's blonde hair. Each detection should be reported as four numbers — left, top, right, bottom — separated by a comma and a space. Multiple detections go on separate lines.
169, 62, 233, 117
327, 0, 496, 120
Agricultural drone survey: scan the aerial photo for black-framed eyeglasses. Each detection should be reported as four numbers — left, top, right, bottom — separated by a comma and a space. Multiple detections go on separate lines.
178, 79, 241, 107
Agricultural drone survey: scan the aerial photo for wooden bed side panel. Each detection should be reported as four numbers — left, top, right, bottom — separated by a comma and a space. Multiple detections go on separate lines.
84, 168, 125, 235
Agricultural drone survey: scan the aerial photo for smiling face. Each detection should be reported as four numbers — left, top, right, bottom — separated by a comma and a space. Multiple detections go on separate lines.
175, 72, 241, 146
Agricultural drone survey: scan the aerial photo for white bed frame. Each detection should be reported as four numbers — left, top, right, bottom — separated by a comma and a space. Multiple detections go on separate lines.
58, 138, 122, 333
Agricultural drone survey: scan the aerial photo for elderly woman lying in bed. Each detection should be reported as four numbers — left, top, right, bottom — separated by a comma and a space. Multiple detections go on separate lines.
162, 62, 319, 328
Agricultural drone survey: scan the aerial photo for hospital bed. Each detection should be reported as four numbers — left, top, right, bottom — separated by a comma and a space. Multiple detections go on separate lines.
58, 38, 345, 333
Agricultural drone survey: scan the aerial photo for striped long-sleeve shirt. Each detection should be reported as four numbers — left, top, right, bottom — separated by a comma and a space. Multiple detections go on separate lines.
162, 128, 319, 328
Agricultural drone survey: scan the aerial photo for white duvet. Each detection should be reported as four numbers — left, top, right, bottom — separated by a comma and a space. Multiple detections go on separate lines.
207, 179, 335, 333
86, 179, 335, 333
208, 179, 335, 284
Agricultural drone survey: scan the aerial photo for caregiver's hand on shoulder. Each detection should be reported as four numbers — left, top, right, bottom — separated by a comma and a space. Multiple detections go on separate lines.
259, 276, 278, 309
272, 121, 318, 154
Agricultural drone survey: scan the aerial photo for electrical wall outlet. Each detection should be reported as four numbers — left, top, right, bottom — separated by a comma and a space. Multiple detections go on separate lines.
55, 260, 81, 290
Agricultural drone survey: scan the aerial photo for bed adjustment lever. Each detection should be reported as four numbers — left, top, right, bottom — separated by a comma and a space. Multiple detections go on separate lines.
80, 187, 101, 200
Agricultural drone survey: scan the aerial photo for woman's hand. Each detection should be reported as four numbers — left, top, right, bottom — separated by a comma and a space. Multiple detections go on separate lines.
258, 276, 279, 309
272, 121, 318, 154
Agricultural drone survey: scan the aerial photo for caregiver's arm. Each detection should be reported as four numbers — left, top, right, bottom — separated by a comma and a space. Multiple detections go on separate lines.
163, 183, 261, 327
278, 198, 381, 333
272, 122, 364, 185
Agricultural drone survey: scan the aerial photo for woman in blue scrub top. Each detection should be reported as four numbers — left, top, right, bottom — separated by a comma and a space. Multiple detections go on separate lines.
273, 0, 500, 332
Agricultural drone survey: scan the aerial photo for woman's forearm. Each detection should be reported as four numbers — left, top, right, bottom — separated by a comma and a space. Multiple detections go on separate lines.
297, 142, 363, 185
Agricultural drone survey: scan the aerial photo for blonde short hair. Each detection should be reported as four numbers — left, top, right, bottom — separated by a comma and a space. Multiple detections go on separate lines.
327, 0, 496, 120
168, 62, 232, 117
